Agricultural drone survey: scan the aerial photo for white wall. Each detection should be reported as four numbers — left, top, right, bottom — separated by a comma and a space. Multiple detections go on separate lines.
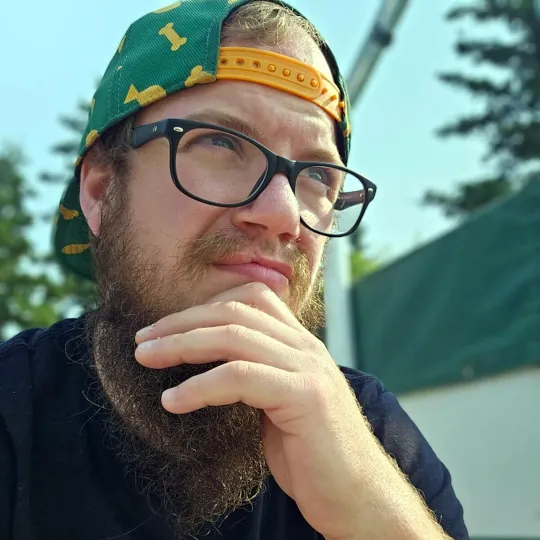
399, 368, 540, 538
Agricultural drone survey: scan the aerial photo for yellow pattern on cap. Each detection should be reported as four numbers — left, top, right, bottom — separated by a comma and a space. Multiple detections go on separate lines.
124, 84, 167, 106
158, 22, 187, 51
118, 35, 126, 54
185, 66, 217, 88
59, 205, 80, 221
85, 130, 99, 148
56, 0, 352, 284
154, 2, 182, 13
62, 244, 89, 255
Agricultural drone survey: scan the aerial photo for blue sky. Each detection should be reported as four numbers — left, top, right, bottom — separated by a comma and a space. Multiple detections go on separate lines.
0, 0, 488, 262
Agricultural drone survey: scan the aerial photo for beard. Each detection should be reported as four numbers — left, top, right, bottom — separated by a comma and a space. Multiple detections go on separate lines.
84, 174, 325, 537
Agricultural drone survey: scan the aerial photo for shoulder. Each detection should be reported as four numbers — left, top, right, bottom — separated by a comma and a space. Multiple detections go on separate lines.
340, 366, 469, 540
0, 319, 87, 539
0, 317, 88, 402
0, 317, 86, 365
340, 366, 427, 454
339, 366, 387, 409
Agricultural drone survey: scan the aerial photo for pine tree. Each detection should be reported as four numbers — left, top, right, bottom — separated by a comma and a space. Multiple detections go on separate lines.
39, 99, 97, 312
424, 0, 540, 219
0, 148, 65, 339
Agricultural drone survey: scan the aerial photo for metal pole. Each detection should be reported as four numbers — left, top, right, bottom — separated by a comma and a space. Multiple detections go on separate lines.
324, 0, 410, 368
347, 0, 410, 107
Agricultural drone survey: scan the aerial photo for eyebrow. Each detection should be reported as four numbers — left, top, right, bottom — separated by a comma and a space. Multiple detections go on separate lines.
184, 109, 344, 166
184, 110, 266, 143
300, 146, 344, 166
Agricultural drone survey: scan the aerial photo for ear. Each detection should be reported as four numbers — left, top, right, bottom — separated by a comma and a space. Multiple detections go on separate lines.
79, 152, 111, 237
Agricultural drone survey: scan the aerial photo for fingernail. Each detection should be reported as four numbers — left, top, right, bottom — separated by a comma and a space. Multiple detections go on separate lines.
137, 340, 157, 352
162, 387, 177, 404
136, 324, 155, 338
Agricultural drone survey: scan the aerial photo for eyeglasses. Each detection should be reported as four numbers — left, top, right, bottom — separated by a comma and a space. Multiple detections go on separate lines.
131, 118, 377, 237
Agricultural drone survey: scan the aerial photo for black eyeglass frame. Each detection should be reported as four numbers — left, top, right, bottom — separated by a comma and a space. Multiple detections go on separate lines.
131, 118, 377, 238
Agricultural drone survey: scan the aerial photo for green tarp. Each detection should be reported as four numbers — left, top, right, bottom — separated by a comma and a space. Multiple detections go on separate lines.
352, 179, 540, 395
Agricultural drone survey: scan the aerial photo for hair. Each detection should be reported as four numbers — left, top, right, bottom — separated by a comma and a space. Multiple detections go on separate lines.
221, 1, 323, 52
88, 1, 324, 176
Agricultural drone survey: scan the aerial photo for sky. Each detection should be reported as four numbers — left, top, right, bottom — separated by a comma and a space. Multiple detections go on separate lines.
0, 0, 489, 263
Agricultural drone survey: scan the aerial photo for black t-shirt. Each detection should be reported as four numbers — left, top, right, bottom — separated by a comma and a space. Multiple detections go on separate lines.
0, 317, 468, 540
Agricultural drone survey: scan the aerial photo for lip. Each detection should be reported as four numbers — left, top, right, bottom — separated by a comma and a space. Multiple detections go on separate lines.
213, 255, 293, 294
215, 255, 293, 281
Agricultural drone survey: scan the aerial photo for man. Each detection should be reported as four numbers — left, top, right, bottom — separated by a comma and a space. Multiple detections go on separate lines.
0, 1, 468, 539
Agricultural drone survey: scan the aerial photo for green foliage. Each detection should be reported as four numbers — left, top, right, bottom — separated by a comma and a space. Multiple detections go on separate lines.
1, 98, 95, 340
38, 99, 97, 311
424, 0, 540, 218
351, 249, 380, 281
349, 227, 380, 281
423, 177, 514, 218
0, 148, 65, 339
39, 100, 90, 186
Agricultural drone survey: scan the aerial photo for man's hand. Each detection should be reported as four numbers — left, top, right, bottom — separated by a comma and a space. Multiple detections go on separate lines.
134, 283, 449, 540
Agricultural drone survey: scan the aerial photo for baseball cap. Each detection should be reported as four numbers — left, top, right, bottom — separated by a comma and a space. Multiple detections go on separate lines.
54, 0, 352, 281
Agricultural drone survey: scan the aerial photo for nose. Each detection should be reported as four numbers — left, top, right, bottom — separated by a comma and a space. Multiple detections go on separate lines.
230, 173, 301, 242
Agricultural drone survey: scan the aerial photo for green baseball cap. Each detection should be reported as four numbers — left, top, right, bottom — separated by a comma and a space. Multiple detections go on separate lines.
54, 0, 352, 281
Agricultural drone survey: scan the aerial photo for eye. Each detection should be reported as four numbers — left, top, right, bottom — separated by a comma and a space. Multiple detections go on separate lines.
208, 135, 236, 150
182, 131, 241, 153
306, 167, 329, 184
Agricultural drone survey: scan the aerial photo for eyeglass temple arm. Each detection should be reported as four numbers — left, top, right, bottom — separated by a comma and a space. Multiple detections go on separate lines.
131, 120, 170, 149
335, 187, 376, 211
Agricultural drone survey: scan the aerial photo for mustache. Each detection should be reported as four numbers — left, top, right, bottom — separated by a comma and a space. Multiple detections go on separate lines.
181, 230, 309, 283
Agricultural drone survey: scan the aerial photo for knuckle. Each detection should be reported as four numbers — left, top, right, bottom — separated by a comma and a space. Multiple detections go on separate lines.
300, 332, 320, 354
223, 323, 245, 339
222, 300, 247, 316
231, 361, 251, 382
191, 375, 203, 395
222, 324, 246, 356
301, 374, 330, 407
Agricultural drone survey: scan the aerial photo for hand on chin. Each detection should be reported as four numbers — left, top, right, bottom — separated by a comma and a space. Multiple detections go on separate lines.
133, 282, 372, 540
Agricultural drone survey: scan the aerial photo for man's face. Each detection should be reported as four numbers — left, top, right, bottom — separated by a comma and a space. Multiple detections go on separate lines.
121, 52, 338, 310
81, 40, 340, 536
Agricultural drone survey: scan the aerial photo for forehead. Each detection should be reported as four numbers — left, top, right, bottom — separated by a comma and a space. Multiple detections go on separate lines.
137, 42, 339, 151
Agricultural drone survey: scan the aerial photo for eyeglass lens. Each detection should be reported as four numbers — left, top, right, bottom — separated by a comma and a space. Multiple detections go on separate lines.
174, 127, 366, 235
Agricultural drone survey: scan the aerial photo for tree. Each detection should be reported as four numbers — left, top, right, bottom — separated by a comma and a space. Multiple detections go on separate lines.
40, 99, 91, 186
0, 148, 65, 339
38, 99, 97, 312
349, 227, 380, 281
424, 0, 540, 219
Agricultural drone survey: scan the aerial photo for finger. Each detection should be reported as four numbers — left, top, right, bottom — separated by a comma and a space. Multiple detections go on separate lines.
207, 283, 304, 330
135, 324, 303, 372
161, 361, 302, 414
135, 300, 301, 348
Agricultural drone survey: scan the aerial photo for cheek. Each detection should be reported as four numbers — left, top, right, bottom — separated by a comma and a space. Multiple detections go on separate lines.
299, 230, 326, 276
127, 164, 223, 256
